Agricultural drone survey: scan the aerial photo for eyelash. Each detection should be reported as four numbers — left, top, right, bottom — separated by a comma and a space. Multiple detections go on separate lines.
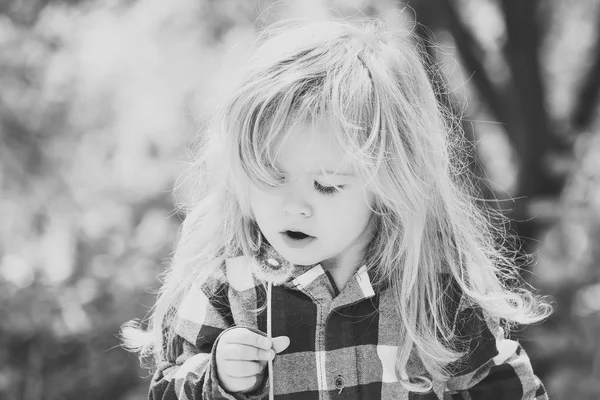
270, 178, 343, 195
314, 181, 343, 195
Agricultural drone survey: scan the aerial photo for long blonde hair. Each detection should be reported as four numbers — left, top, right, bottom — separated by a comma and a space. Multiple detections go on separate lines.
122, 18, 551, 392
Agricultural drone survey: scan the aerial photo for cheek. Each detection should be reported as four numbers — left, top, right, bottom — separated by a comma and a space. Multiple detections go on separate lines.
322, 193, 372, 227
349, 191, 374, 227
249, 187, 277, 220
248, 186, 262, 219
348, 202, 373, 229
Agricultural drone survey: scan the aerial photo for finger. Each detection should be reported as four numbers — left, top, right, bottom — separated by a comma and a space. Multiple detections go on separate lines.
220, 344, 275, 361
272, 336, 290, 354
222, 360, 264, 378
224, 375, 259, 393
222, 328, 271, 350
258, 359, 267, 370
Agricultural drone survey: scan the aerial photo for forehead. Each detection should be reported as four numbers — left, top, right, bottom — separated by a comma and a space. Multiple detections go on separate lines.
274, 118, 356, 175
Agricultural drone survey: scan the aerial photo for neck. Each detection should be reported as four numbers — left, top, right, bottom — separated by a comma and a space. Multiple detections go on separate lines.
324, 261, 360, 292
320, 217, 375, 291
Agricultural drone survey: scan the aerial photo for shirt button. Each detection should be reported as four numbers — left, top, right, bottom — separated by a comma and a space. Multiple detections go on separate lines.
334, 375, 345, 390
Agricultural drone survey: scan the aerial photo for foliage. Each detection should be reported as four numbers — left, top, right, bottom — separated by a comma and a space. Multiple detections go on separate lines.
0, 0, 599, 399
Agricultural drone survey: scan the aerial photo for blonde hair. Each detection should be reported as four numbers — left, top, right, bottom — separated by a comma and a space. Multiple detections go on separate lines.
122, 18, 551, 392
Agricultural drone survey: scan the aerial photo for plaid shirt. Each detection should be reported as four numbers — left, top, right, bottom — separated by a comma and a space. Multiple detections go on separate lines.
149, 255, 548, 400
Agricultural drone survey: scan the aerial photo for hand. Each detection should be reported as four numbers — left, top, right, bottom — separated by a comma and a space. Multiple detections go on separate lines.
216, 327, 290, 394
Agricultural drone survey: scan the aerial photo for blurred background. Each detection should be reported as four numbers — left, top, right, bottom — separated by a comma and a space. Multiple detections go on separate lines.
1, 0, 599, 399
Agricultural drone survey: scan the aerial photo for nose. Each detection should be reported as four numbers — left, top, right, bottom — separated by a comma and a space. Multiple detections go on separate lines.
282, 190, 313, 218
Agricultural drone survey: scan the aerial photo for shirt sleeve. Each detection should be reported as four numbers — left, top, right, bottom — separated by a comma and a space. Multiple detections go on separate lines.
148, 274, 268, 400
445, 307, 549, 400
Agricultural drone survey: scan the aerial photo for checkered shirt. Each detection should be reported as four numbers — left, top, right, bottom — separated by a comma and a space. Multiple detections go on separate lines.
149, 255, 549, 400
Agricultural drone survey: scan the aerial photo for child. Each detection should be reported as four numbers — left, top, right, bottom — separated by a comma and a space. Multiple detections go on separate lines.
122, 18, 552, 400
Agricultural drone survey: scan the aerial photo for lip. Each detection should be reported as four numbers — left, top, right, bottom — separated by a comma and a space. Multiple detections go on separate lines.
280, 232, 316, 249
281, 228, 313, 235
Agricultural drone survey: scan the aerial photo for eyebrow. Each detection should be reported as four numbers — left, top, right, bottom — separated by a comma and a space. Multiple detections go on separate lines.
274, 164, 355, 177
313, 169, 355, 177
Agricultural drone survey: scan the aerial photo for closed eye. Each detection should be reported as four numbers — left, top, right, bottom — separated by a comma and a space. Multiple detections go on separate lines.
314, 181, 343, 195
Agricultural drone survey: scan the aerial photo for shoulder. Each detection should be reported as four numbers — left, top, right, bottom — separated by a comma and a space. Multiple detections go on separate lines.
196, 255, 261, 292
224, 255, 263, 291
437, 274, 499, 347
448, 302, 500, 376
197, 255, 263, 295
433, 274, 500, 375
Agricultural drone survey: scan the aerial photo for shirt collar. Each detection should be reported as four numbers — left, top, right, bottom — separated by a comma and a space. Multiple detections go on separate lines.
280, 263, 377, 308
254, 239, 378, 307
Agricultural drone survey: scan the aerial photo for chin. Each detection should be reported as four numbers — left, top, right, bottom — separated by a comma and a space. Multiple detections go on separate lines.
274, 248, 320, 266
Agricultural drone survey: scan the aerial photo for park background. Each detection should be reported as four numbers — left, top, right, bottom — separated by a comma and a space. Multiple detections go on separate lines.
1, 0, 599, 399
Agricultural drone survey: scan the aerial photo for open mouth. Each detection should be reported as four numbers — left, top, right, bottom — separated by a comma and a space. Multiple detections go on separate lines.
284, 230, 312, 240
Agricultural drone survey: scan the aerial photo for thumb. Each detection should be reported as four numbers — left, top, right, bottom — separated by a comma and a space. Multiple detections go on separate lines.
271, 336, 290, 354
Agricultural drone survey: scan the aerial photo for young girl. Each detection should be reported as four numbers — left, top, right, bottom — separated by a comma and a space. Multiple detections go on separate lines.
123, 18, 552, 400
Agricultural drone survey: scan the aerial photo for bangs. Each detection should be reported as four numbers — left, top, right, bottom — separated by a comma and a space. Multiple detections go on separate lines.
229, 31, 386, 189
